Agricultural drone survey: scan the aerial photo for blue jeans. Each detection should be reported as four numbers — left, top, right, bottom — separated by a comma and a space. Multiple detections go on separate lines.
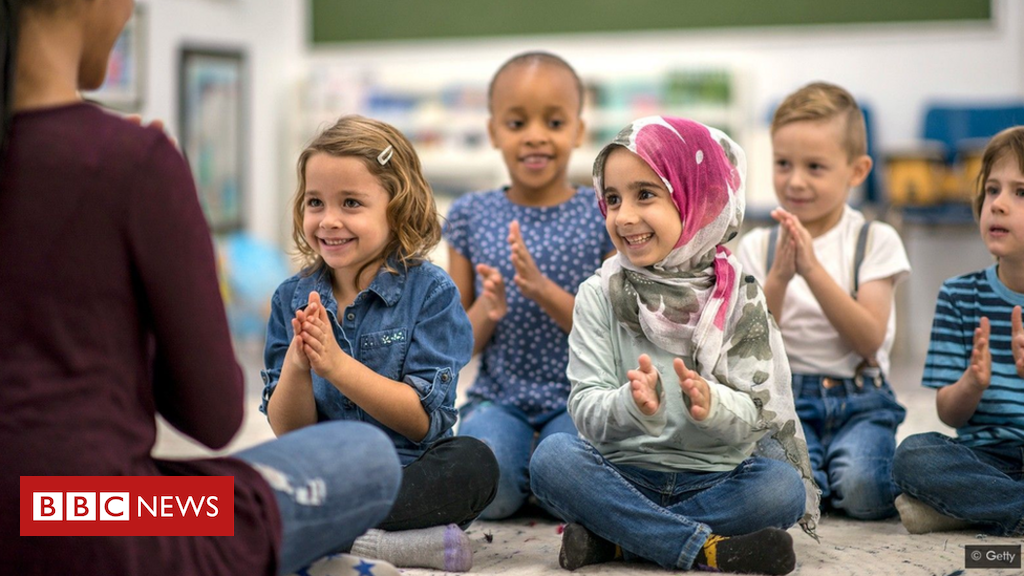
794, 374, 906, 520
235, 421, 402, 576
893, 432, 1024, 536
529, 433, 805, 570
458, 400, 575, 519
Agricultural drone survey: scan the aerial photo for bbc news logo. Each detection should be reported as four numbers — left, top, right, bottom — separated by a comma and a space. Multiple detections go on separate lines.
21, 476, 234, 536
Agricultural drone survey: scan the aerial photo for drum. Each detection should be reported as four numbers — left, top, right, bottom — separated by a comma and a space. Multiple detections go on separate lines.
885, 144, 948, 206
954, 138, 989, 204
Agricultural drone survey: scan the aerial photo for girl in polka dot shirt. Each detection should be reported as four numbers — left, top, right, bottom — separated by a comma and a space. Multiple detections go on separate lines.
444, 52, 614, 520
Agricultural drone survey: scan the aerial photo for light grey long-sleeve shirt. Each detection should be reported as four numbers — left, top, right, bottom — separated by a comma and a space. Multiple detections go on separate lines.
567, 275, 770, 472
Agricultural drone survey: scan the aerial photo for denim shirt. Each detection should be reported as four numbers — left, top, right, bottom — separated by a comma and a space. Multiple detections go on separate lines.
260, 261, 473, 465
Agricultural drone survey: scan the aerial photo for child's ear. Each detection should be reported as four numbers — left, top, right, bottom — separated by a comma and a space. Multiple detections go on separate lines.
847, 154, 873, 188
573, 117, 587, 149
487, 116, 499, 149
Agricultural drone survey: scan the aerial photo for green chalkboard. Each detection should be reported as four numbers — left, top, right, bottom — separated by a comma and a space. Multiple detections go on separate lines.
311, 0, 991, 44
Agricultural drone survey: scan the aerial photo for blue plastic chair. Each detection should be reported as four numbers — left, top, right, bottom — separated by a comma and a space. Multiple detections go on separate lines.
922, 103, 1024, 163
219, 232, 291, 343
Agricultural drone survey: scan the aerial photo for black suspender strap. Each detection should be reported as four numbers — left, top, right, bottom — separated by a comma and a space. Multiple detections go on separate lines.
766, 225, 779, 273
852, 221, 872, 298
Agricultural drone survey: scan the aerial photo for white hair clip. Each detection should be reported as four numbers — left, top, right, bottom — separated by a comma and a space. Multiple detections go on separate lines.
377, 145, 394, 166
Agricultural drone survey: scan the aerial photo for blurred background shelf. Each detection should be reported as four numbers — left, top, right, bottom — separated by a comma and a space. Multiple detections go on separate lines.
297, 65, 750, 194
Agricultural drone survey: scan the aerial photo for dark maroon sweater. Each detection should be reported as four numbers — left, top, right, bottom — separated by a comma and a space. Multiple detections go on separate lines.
0, 103, 281, 575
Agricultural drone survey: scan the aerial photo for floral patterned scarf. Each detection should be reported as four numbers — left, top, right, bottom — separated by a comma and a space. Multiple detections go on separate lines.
593, 116, 820, 536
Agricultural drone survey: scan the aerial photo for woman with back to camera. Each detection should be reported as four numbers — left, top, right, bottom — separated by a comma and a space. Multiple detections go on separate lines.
0, 1, 403, 574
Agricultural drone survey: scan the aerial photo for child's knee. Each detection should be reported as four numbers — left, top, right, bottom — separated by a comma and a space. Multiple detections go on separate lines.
530, 433, 569, 473
892, 433, 942, 485
529, 433, 582, 493
732, 459, 806, 527
892, 443, 915, 487
323, 422, 403, 490
764, 462, 808, 526
478, 488, 527, 520
830, 464, 897, 519
765, 483, 807, 529
449, 436, 500, 498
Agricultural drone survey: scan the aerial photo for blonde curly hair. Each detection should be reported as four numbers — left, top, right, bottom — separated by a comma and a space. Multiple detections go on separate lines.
291, 115, 441, 281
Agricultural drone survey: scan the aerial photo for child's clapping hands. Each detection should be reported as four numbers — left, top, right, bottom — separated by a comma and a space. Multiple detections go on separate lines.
508, 220, 551, 302
771, 208, 821, 278
629, 354, 712, 421
1012, 306, 1024, 379
629, 354, 661, 415
675, 358, 712, 421
475, 264, 508, 321
966, 316, 992, 391
285, 309, 311, 372
295, 291, 351, 382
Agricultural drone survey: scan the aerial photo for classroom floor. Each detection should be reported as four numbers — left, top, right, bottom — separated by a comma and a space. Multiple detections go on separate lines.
153, 343, 1023, 576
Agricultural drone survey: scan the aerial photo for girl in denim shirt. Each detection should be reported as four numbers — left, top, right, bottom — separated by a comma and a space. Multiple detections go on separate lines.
261, 116, 498, 572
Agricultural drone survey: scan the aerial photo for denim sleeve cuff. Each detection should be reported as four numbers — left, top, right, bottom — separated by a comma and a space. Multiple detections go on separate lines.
405, 368, 457, 443
407, 367, 453, 413
421, 405, 458, 446
259, 368, 280, 416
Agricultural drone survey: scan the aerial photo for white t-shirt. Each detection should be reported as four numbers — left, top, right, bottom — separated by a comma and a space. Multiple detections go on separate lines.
736, 205, 911, 378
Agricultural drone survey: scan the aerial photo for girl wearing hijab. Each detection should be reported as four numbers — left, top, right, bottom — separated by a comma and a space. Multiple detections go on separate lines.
529, 117, 817, 575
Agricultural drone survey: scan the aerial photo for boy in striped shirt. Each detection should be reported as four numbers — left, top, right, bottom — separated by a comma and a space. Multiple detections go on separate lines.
893, 126, 1024, 536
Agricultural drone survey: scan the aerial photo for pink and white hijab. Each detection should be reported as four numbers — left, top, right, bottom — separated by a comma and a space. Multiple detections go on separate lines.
593, 116, 820, 535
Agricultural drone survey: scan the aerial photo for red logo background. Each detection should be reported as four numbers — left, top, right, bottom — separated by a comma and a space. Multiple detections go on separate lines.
20, 476, 234, 536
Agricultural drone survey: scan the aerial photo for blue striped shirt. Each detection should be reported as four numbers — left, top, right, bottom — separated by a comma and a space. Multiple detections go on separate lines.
923, 266, 1024, 446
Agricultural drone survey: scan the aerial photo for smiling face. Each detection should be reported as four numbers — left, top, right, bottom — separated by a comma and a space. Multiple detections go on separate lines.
771, 116, 871, 237
488, 62, 585, 203
601, 147, 682, 267
979, 152, 1024, 265
302, 154, 392, 288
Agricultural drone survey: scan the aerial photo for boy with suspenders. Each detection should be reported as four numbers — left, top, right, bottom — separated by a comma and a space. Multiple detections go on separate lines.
737, 82, 911, 520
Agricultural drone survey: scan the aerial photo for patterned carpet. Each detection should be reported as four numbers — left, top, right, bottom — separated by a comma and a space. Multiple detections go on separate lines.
300, 513, 1019, 576
154, 350, 1022, 576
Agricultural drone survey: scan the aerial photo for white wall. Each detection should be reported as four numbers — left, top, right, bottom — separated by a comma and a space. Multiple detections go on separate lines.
309, 1, 1022, 143
137, 0, 1024, 246
137, 0, 305, 245
301, 1, 1023, 359
306, 0, 1023, 209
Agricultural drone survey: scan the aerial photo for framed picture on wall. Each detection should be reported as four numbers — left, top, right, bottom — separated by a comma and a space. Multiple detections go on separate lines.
84, 5, 144, 111
179, 47, 247, 233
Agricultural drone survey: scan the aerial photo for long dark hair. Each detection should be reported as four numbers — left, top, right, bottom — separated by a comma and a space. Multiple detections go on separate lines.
1, 0, 21, 162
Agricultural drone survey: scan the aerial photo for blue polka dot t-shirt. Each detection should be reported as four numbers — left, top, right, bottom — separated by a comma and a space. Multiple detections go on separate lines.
444, 187, 614, 419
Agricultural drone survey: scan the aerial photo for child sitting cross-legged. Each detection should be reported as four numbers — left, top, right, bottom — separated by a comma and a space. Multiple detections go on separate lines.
529, 117, 818, 574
